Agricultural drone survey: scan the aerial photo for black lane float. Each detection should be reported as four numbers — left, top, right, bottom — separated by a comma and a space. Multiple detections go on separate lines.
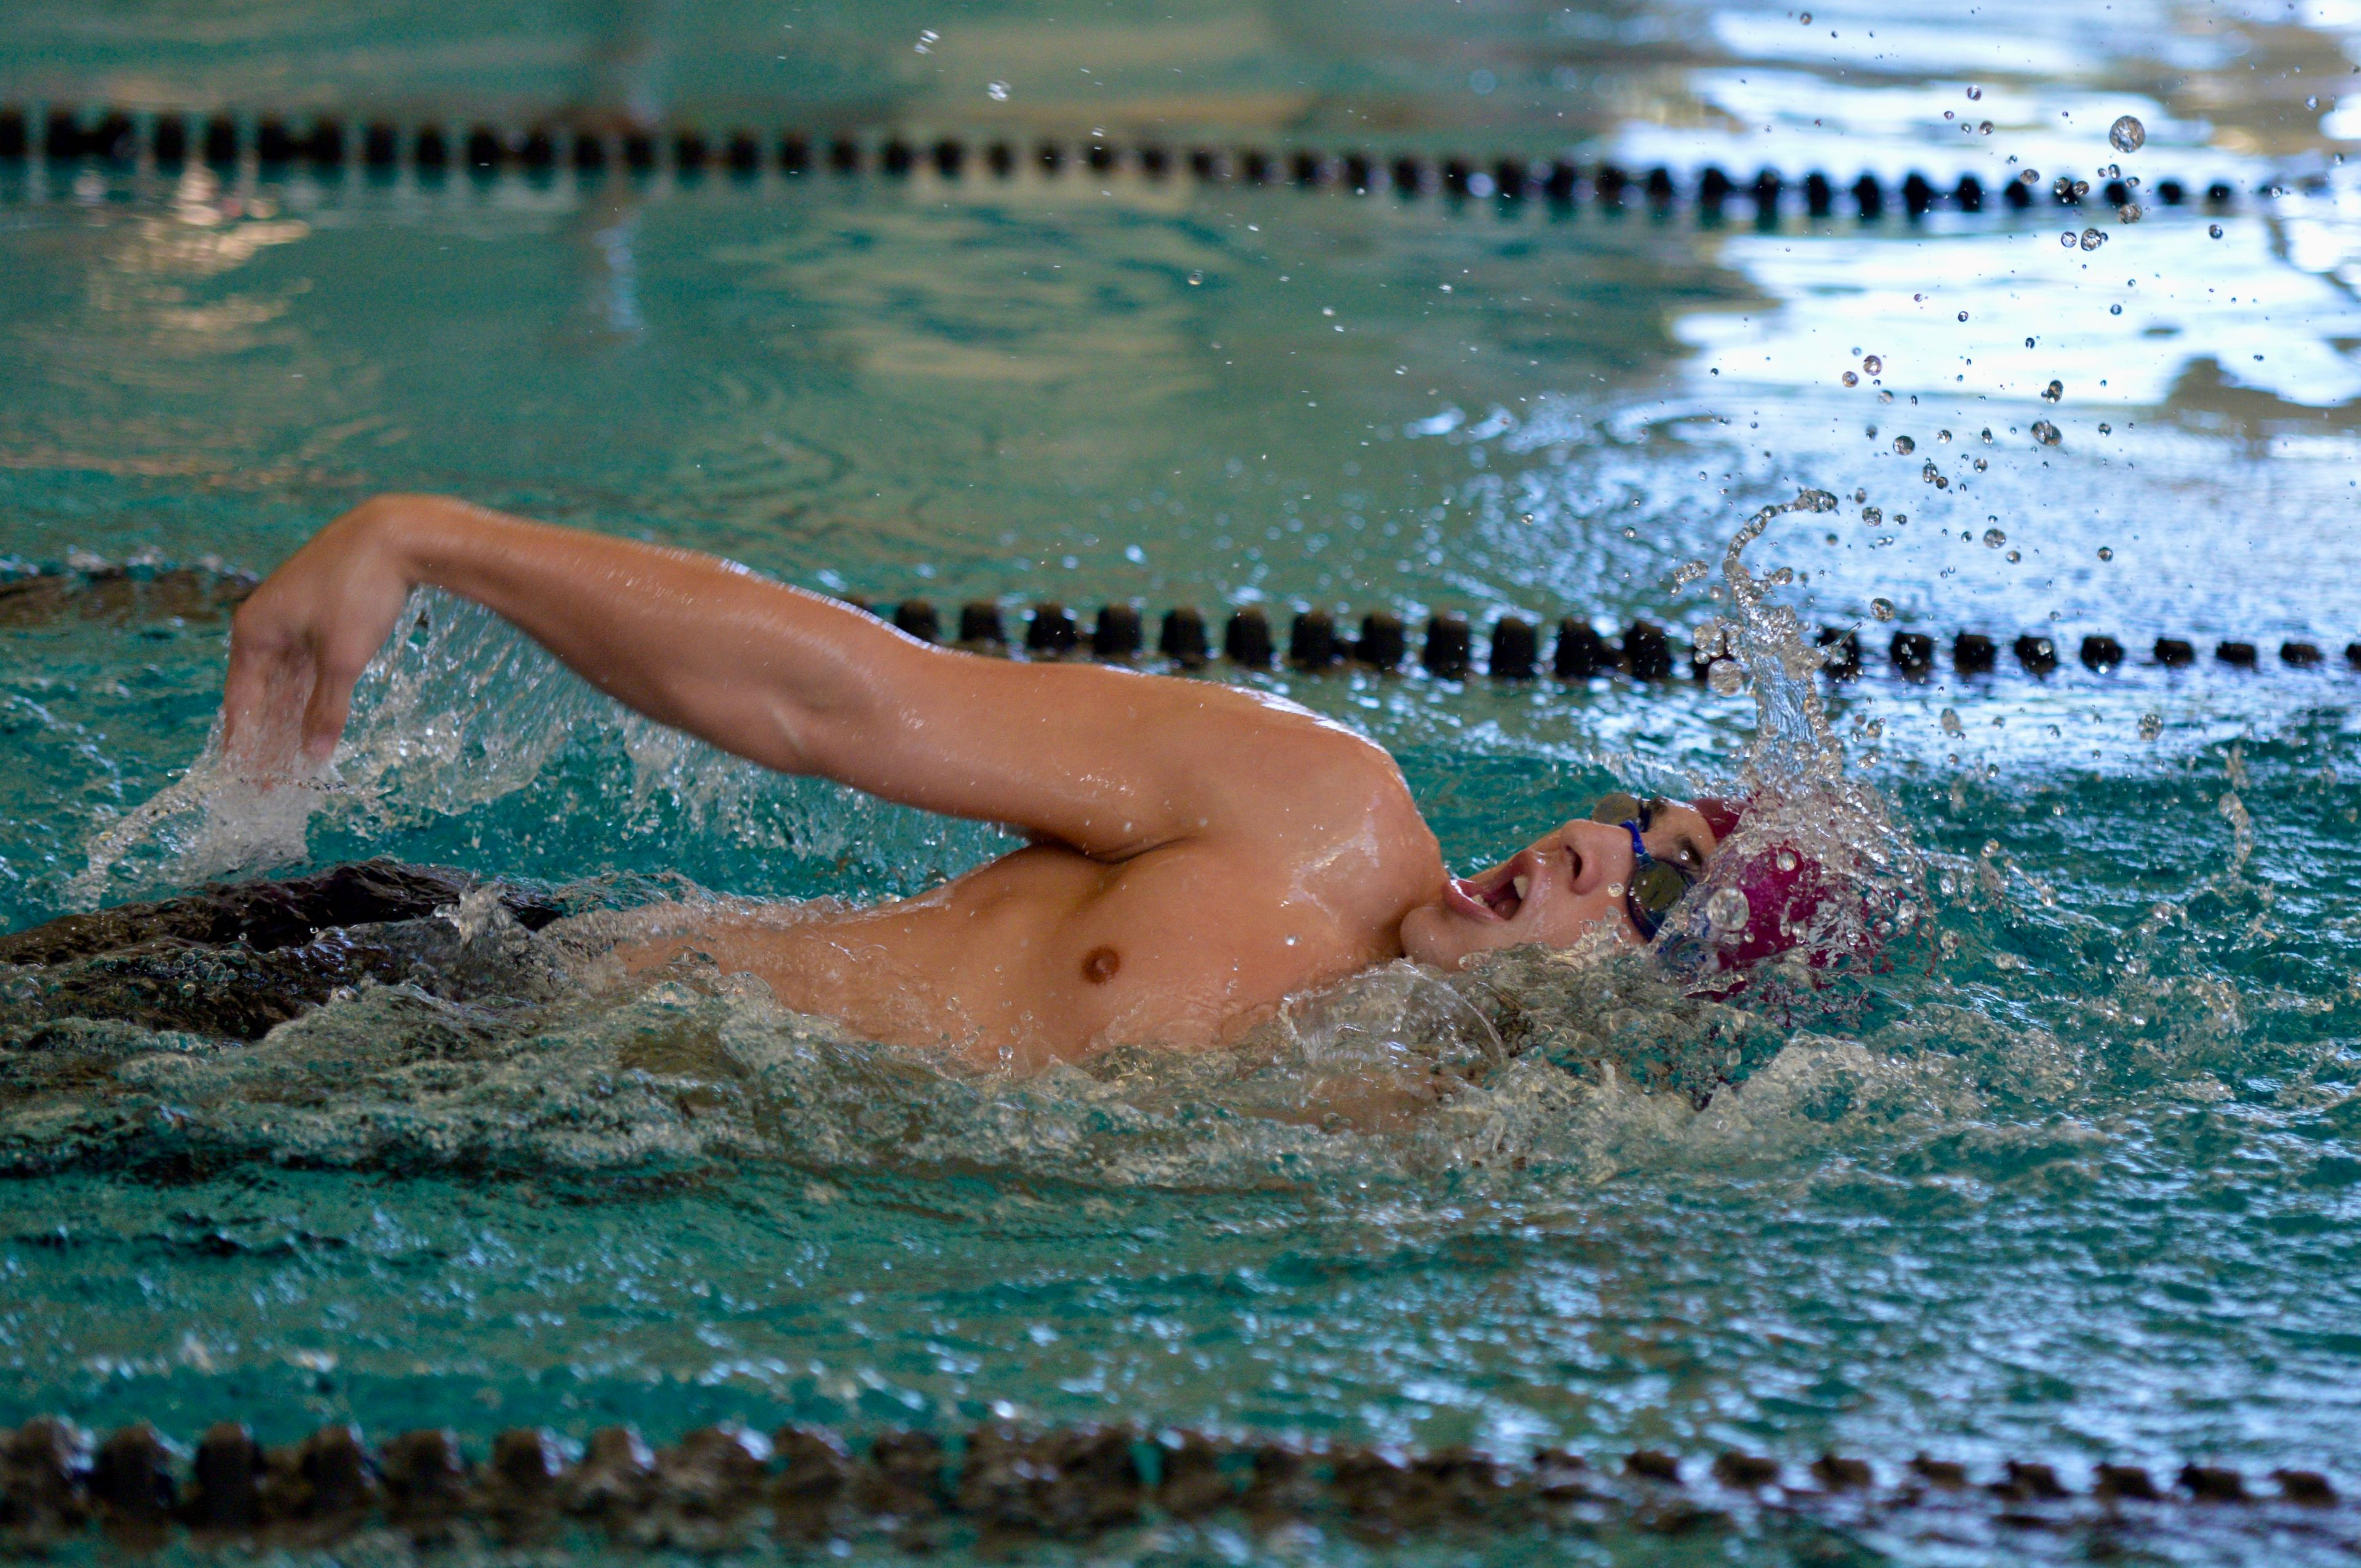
0, 101, 2292, 223
0, 1413, 2344, 1553
2, 561, 2351, 692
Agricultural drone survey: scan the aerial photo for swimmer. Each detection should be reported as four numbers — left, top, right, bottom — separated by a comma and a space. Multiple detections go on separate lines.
223, 494, 1734, 1069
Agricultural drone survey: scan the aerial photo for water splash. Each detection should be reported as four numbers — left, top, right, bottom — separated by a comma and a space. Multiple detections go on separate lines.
67, 590, 1003, 909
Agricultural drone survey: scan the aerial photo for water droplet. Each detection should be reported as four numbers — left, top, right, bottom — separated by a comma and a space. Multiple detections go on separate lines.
2111, 303, 2123, 314
1980, 428, 1994, 444
2118, 203, 2142, 223
1672, 560, 1709, 587
2060, 231, 2079, 248
1871, 597, 1896, 621
1774, 850, 1800, 873
2097, 545, 2113, 560
2138, 711, 2162, 742
1861, 505, 1882, 524
1187, 269, 1203, 286
2209, 223, 2224, 239
1799, 10, 1812, 22
1983, 528, 2007, 548
987, 80, 1011, 100
1707, 885, 1751, 932
915, 26, 939, 52
2031, 419, 2062, 446
2042, 379, 2064, 402
1940, 707, 1964, 736
1853, 488, 1867, 502
2097, 422, 2111, 435
2307, 95, 2320, 111
1606, 882, 1624, 900
1957, 310, 1969, 322
2110, 114, 2146, 153
1842, 370, 1859, 386
1863, 354, 1884, 374
1893, 435, 1915, 454
2081, 227, 2106, 251
1967, 85, 1983, 101
1979, 120, 1993, 135
2005, 548, 2021, 562
1708, 659, 1744, 696
1937, 430, 1953, 443
1921, 461, 1940, 483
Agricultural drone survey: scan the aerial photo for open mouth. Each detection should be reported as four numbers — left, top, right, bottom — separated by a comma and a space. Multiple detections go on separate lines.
1442, 848, 1557, 922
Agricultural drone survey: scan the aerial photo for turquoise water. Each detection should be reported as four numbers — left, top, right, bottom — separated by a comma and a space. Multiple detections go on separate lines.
6, 3, 2361, 1563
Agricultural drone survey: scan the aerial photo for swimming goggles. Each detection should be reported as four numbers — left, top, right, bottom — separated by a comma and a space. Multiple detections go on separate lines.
1588, 791, 1704, 941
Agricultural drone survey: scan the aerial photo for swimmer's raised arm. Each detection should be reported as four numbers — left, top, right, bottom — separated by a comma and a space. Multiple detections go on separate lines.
224, 495, 1426, 866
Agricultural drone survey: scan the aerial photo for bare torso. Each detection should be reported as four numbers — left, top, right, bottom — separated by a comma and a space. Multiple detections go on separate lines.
619, 830, 1423, 1071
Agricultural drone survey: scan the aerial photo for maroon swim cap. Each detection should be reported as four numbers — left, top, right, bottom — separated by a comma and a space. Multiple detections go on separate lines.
1684, 794, 1847, 976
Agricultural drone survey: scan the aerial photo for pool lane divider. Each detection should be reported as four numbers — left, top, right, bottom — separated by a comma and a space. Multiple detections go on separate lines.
0, 1414, 2345, 1550
1, 563, 2352, 691
0, 103, 2299, 220
888, 598, 2352, 685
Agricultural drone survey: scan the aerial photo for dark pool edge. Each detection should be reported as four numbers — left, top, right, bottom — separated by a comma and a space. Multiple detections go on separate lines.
0, 1414, 2347, 1553
0, 101, 2312, 224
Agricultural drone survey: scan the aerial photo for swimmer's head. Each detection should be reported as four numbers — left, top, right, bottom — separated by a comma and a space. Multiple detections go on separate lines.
1399, 794, 1727, 970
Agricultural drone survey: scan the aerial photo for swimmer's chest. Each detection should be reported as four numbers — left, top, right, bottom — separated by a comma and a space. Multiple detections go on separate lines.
875, 842, 1376, 1057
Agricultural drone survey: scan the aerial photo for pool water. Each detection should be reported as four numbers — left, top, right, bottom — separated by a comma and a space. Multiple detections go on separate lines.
5, 2, 2361, 1563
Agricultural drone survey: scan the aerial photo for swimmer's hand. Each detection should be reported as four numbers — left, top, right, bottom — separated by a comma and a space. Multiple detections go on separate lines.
223, 495, 427, 775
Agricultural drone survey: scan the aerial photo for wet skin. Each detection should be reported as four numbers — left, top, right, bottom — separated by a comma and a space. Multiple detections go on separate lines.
223, 496, 1722, 1070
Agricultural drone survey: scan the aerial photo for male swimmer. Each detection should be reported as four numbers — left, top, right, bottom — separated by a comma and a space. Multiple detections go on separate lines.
223, 495, 1733, 1069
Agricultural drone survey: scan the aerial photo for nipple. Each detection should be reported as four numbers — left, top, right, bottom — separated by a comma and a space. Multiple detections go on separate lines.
1082, 946, 1121, 984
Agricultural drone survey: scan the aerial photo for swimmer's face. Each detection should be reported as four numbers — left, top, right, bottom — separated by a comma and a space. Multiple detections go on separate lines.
1398, 800, 1723, 970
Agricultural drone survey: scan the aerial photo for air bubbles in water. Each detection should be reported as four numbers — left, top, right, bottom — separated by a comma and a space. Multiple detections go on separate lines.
1870, 597, 1896, 621
1937, 430, 1952, 443
2041, 379, 2064, 402
2060, 231, 2079, 249
2097, 545, 2113, 560
1979, 427, 1994, 444
1862, 354, 1884, 375
1842, 370, 1859, 387
1892, 435, 1915, 454
2138, 712, 2162, 741
2209, 223, 2224, 239
2109, 115, 2145, 153
2118, 203, 2142, 223
2081, 228, 2106, 251
1983, 528, 2007, 548
1861, 505, 1882, 524
2031, 420, 2062, 446
1706, 885, 1751, 933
